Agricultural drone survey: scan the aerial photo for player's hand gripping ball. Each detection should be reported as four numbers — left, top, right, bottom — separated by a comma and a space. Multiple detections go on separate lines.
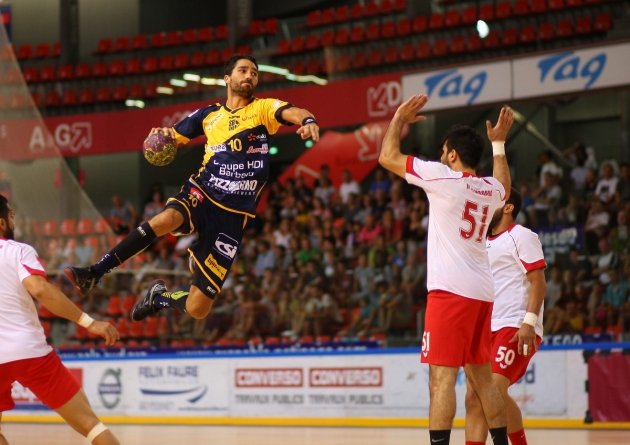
143, 130, 178, 166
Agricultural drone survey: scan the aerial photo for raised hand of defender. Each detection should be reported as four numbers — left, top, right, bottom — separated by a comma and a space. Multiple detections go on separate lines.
394, 95, 429, 125
509, 323, 537, 356
486, 107, 514, 142
87, 320, 120, 347
297, 122, 320, 142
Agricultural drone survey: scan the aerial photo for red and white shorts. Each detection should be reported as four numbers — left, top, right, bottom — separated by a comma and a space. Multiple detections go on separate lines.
0, 351, 81, 411
491, 327, 542, 385
421, 290, 493, 367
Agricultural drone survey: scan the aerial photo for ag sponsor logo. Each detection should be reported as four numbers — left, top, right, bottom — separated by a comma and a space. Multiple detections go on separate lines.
29, 122, 92, 153
204, 253, 227, 279
309, 367, 382, 387
214, 233, 238, 259
235, 368, 303, 387
537, 51, 606, 89
98, 368, 122, 409
207, 143, 227, 153
425, 69, 487, 106
367, 81, 402, 117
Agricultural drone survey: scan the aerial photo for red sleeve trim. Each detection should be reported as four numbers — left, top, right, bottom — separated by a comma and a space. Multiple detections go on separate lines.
521, 259, 547, 272
405, 156, 419, 177
23, 264, 47, 277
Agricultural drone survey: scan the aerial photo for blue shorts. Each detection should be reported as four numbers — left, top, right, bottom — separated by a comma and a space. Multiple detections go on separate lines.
165, 178, 247, 298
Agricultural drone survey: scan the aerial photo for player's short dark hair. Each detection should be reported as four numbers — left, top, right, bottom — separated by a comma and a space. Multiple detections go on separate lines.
506, 187, 522, 220
0, 194, 8, 221
441, 125, 485, 169
224, 54, 258, 76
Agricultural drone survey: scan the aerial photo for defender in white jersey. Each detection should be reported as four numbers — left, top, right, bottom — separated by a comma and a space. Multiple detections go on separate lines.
0, 196, 121, 445
465, 189, 546, 445
379, 94, 514, 445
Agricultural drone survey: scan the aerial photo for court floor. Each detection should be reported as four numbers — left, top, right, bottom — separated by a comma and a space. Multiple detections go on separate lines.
2, 424, 630, 445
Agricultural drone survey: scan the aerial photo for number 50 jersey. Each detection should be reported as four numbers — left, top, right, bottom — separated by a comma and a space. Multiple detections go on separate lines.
405, 156, 506, 302
173, 97, 293, 217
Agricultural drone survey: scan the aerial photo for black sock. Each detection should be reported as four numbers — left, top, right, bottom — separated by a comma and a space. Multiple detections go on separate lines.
429, 429, 451, 445
92, 222, 157, 276
153, 291, 189, 313
489, 427, 509, 445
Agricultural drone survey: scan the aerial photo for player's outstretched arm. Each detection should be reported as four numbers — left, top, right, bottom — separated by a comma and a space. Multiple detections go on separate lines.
486, 107, 514, 200
510, 268, 546, 356
23, 275, 120, 346
281, 107, 320, 142
379, 95, 428, 178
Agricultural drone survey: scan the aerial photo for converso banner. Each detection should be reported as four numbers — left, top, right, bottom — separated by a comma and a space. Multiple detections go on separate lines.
402, 42, 630, 112
0, 73, 402, 161
9, 349, 587, 420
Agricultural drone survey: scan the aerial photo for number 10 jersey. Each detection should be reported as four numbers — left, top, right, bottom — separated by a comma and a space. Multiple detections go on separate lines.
405, 156, 506, 302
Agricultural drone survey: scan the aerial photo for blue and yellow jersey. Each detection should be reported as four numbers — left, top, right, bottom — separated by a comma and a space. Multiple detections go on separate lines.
172, 97, 293, 217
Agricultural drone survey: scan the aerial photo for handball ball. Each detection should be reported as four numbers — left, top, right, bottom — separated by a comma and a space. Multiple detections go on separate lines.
143, 131, 178, 166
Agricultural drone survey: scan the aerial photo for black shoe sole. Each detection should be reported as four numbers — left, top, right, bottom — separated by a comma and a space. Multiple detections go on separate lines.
63, 267, 90, 297
130, 279, 163, 321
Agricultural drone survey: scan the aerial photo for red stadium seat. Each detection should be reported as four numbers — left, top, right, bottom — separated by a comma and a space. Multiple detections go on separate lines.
336, 54, 351, 71
321, 8, 335, 25
335, 6, 348, 22
143, 56, 158, 73
429, 13, 444, 30
106, 296, 122, 317
114, 36, 129, 52
145, 83, 158, 98
109, 60, 125, 76
129, 84, 144, 98
479, 4, 495, 21
216, 25, 229, 40
445, 10, 460, 27
416, 42, 431, 58
248, 20, 263, 36
380, 0, 393, 14
92, 62, 107, 77
433, 39, 449, 56
307, 10, 321, 27
306, 59, 321, 74
531, 0, 547, 13
365, 1, 378, 17
351, 4, 364, 20
221, 47, 235, 62
112, 86, 127, 101
350, 25, 368, 43
131, 34, 147, 50
381, 21, 396, 38
206, 49, 220, 65
413, 16, 428, 33
520, 25, 536, 43
9, 94, 25, 109
393, 0, 407, 12
277, 39, 290, 54
182, 29, 197, 44
197, 27, 213, 42
556, 19, 573, 37
40, 66, 56, 82
400, 44, 415, 61
321, 31, 334, 46
126, 58, 141, 75
467, 34, 482, 51
34, 43, 50, 58
306, 34, 320, 50
384, 47, 398, 64
366, 23, 380, 40
96, 87, 111, 102
513, 0, 529, 15
31, 92, 43, 108
292, 61, 305, 75
538, 22, 555, 40
93, 218, 109, 233
397, 18, 411, 36
496, 1, 512, 19
129, 321, 143, 338
462, 7, 477, 25
594, 13, 612, 32
291, 36, 305, 52
144, 317, 159, 338
502, 28, 518, 46
17, 44, 33, 60
74, 325, 88, 341
166, 31, 181, 46
53, 43, 61, 57
450, 36, 466, 53
23, 68, 38, 83
77, 218, 93, 234
121, 295, 136, 313
190, 51, 205, 67
79, 88, 94, 105
94, 38, 112, 54
483, 30, 500, 48
174, 53, 189, 69
150, 32, 165, 48
352, 52, 367, 69
42, 220, 58, 236
575, 16, 593, 34
60, 219, 76, 234
549, 0, 566, 10
75, 63, 91, 79
584, 326, 602, 335
265, 336, 280, 345
300, 335, 314, 344
335, 29, 349, 45
566, 0, 583, 6
264, 18, 278, 34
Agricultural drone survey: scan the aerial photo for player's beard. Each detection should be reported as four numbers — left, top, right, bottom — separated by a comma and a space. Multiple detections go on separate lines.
230, 79, 254, 100
486, 208, 503, 236
4, 225, 14, 240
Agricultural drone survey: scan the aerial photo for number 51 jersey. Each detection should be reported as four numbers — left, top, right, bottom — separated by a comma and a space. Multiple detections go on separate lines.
405, 156, 506, 302
173, 97, 293, 217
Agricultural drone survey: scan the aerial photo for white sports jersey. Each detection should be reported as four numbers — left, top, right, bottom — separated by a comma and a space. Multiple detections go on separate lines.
0, 238, 52, 364
486, 224, 546, 336
405, 156, 506, 301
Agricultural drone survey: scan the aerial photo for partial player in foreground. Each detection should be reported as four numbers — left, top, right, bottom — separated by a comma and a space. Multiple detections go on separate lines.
0, 196, 121, 445
465, 188, 546, 445
379, 94, 514, 445
64, 53, 319, 321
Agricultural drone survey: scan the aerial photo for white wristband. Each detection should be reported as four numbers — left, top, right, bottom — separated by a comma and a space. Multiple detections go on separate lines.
492, 141, 505, 156
523, 312, 538, 327
78, 313, 94, 328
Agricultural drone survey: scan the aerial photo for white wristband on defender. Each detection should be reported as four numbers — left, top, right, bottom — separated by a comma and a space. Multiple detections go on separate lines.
78, 313, 94, 328
523, 312, 538, 327
492, 141, 505, 156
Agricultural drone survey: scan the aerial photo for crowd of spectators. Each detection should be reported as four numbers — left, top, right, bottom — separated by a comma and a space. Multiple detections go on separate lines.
9, 141, 630, 348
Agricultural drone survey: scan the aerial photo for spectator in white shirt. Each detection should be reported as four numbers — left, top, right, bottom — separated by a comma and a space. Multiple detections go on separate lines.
529, 172, 562, 227
339, 169, 361, 204
594, 162, 619, 205
538, 150, 563, 187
